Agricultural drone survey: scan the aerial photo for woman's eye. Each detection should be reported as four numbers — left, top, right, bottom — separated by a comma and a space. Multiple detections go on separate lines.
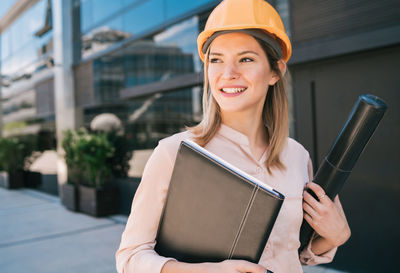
240, 57, 254, 62
209, 58, 221, 63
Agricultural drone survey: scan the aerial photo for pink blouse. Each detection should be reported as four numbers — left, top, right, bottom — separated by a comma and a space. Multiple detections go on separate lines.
116, 124, 337, 273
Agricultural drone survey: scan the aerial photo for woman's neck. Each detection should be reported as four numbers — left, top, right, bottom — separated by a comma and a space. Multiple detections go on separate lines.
221, 111, 268, 160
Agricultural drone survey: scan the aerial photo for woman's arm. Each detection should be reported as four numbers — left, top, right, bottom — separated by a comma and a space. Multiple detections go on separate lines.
116, 143, 177, 273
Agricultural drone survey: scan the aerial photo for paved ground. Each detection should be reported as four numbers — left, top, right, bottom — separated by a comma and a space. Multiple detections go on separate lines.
0, 188, 347, 273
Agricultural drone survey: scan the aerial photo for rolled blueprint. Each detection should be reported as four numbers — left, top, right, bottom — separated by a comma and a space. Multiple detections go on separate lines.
299, 94, 387, 251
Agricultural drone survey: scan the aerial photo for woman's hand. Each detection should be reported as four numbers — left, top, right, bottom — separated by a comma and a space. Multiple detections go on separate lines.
162, 259, 267, 273
303, 182, 351, 250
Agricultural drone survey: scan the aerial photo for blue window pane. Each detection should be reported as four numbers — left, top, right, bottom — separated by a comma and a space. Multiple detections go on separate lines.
165, 0, 215, 21
81, 0, 93, 33
10, 18, 26, 53
1, 58, 12, 75
25, 0, 46, 39
1, 30, 11, 61
9, 0, 46, 54
92, 0, 123, 26
123, 0, 164, 38
122, 0, 139, 7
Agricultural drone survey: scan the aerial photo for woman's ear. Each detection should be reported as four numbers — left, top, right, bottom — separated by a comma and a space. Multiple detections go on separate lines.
268, 59, 286, 86
278, 59, 287, 76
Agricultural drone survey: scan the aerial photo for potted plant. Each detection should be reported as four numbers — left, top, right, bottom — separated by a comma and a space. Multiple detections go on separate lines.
60, 130, 82, 212
0, 137, 33, 189
62, 129, 118, 217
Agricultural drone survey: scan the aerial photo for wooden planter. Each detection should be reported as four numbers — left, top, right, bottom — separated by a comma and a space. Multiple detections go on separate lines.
79, 184, 118, 217
61, 183, 79, 212
0, 170, 24, 189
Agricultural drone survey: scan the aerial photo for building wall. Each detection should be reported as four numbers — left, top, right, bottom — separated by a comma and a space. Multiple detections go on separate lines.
291, 0, 400, 44
291, 32, 400, 273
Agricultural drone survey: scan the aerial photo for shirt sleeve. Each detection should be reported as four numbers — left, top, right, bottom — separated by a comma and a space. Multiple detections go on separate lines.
116, 143, 177, 273
299, 233, 337, 265
299, 158, 338, 266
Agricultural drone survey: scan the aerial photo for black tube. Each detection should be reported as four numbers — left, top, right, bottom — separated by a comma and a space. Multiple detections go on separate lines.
299, 94, 387, 251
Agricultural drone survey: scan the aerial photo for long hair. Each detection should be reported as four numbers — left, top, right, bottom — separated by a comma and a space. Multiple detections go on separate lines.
188, 37, 289, 174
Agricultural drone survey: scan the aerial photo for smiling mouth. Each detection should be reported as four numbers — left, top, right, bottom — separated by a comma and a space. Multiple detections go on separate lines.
220, 87, 247, 94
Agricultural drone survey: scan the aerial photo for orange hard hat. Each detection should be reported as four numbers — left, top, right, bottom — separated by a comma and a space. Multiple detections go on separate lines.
197, 0, 292, 62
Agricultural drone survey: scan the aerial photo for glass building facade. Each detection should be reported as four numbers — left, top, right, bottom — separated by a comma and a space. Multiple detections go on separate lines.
1, 0, 54, 146
0, 0, 218, 169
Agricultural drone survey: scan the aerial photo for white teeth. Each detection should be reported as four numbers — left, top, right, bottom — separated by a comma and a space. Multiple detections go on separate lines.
221, 87, 246, 93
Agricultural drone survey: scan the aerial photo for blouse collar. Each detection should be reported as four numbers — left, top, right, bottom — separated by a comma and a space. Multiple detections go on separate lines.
217, 123, 250, 146
217, 123, 268, 164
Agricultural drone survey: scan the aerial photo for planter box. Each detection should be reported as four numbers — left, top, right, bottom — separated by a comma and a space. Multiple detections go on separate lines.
61, 183, 79, 212
79, 184, 118, 217
114, 177, 141, 215
23, 171, 42, 188
0, 170, 24, 189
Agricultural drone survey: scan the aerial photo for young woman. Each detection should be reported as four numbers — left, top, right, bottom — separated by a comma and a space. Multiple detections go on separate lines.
116, 1, 351, 272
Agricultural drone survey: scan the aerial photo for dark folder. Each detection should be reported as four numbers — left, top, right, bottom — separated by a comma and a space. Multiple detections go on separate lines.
155, 140, 284, 263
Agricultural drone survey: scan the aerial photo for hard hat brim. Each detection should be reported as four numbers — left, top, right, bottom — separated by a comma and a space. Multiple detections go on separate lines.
198, 25, 292, 63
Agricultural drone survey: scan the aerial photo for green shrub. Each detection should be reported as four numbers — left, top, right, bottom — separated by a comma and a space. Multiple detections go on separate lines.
62, 129, 115, 188
0, 137, 33, 172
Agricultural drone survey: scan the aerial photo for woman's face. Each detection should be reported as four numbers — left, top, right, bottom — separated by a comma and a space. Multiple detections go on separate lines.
207, 32, 279, 116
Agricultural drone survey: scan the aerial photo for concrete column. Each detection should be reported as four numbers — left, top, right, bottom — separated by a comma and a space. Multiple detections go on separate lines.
0, 35, 2, 137
275, 0, 294, 137
52, 0, 83, 185
275, 0, 291, 40
0, 76, 2, 138
0, 88, 2, 138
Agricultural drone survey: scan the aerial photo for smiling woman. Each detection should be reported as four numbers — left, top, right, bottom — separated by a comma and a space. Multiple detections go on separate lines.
116, 1, 350, 273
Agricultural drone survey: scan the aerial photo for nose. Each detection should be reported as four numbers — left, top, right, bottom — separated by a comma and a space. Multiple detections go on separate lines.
221, 62, 240, 80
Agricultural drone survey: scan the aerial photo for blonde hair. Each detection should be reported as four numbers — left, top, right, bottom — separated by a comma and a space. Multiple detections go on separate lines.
188, 38, 289, 174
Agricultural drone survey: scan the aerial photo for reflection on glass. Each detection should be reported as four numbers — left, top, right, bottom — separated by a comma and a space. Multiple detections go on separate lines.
2, 90, 36, 127
1, 29, 11, 61
81, 16, 126, 58
9, 0, 46, 54
126, 89, 197, 149
92, 0, 123, 26
0, 0, 53, 89
1, 82, 56, 149
80, 0, 93, 33
79, 15, 199, 105
121, 39, 195, 88
154, 16, 201, 73
122, 0, 163, 37
83, 86, 201, 151
76, 14, 205, 177
165, 0, 214, 21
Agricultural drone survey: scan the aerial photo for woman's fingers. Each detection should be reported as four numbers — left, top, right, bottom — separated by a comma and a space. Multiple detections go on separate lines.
303, 190, 323, 212
306, 182, 328, 202
302, 200, 318, 219
303, 211, 314, 226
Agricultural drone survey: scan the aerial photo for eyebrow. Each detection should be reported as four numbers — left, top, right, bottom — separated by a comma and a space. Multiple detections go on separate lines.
238, 50, 259, 56
209, 50, 259, 56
